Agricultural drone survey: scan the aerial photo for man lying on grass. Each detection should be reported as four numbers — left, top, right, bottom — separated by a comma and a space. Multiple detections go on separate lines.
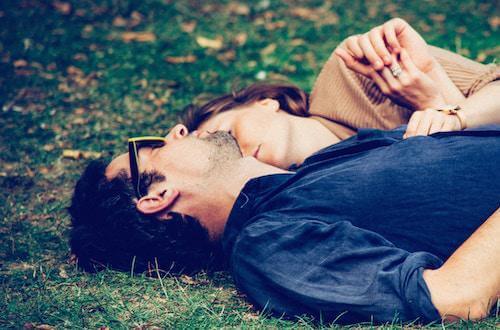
69, 125, 500, 324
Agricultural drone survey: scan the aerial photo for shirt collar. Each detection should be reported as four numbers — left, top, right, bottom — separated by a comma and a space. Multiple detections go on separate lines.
222, 173, 293, 257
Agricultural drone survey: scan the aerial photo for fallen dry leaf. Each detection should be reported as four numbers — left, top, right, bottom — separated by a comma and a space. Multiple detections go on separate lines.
23, 324, 56, 330
289, 6, 338, 25
81, 151, 102, 159
165, 55, 197, 64
242, 313, 260, 321
260, 43, 276, 56
62, 150, 102, 160
66, 65, 84, 76
430, 14, 446, 23
181, 21, 197, 33
290, 7, 316, 19
217, 50, 236, 62
226, 3, 250, 15
62, 149, 80, 159
112, 16, 127, 27
179, 275, 196, 285
13, 59, 28, 67
265, 20, 287, 30
234, 32, 247, 46
196, 36, 223, 49
71, 117, 87, 125
113, 11, 143, 28
290, 38, 305, 46
489, 16, 499, 29
368, 5, 378, 18
53, 1, 71, 15
43, 144, 55, 152
15, 68, 34, 76
121, 31, 156, 43
73, 53, 88, 61
74, 107, 86, 115
58, 267, 69, 279
129, 11, 144, 27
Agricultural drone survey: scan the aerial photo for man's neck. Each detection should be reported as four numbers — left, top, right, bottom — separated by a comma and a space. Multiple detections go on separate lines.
196, 157, 290, 240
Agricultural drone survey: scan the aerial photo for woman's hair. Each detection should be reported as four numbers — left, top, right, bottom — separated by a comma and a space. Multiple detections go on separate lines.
68, 160, 224, 275
181, 83, 309, 131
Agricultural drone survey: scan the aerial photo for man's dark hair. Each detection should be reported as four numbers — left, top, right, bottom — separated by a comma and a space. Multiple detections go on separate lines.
68, 160, 223, 274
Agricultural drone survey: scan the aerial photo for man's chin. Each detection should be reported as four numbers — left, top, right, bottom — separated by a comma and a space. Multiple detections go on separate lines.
203, 131, 243, 158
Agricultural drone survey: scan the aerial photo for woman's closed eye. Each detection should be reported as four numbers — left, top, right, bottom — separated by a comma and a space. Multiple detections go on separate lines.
207, 129, 234, 136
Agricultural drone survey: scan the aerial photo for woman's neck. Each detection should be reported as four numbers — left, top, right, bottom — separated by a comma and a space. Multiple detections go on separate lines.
289, 115, 341, 166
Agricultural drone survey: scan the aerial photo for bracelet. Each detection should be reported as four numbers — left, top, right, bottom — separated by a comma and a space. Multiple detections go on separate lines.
435, 105, 467, 130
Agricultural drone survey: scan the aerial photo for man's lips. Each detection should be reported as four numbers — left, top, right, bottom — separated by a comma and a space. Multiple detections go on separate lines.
252, 144, 262, 158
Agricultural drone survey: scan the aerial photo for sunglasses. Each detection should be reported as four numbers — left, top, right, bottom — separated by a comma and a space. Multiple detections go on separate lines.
128, 136, 166, 199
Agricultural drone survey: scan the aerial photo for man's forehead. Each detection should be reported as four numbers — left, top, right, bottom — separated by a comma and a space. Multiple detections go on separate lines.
105, 152, 131, 179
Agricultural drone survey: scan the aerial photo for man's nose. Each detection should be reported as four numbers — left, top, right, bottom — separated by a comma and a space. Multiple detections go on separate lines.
166, 124, 189, 141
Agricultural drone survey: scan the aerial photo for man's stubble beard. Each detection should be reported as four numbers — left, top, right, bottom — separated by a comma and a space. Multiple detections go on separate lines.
203, 131, 243, 174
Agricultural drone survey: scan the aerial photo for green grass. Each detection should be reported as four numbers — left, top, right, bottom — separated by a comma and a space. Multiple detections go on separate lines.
0, 0, 498, 328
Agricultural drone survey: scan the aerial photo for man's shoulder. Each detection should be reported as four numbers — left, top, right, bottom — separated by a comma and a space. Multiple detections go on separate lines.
301, 125, 500, 168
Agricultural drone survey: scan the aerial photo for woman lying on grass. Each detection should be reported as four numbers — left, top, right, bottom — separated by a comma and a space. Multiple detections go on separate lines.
181, 18, 500, 170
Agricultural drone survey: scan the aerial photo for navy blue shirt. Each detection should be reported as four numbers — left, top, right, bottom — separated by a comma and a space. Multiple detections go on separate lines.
222, 127, 500, 324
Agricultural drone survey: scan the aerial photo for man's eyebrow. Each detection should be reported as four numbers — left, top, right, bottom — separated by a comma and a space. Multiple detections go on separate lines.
138, 170, 166, 196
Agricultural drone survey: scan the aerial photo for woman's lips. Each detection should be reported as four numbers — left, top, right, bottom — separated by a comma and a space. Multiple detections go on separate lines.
252, 144, 262, 158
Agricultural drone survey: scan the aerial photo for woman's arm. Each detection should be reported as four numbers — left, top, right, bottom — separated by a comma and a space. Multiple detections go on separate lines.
456, 80, 500, 128
404, 80, 500, 137
423, 208, 500, 321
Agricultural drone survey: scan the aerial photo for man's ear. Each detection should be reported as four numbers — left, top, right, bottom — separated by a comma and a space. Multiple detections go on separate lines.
166, 124, 189, 141
257, 98, 280, 112
136, 188, 179, 215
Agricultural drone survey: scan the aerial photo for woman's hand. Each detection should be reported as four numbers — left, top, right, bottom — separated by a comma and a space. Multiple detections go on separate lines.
404, 108, 462, 138
337, 18, 435, 73
336, 47, 446, 110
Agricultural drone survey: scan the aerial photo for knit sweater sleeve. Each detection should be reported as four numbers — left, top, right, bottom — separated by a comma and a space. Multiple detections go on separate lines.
428, 45, 500, 96
309, 43, 500, 135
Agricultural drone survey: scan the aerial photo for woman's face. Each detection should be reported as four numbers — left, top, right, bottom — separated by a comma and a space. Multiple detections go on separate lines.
197, 99, 296, 169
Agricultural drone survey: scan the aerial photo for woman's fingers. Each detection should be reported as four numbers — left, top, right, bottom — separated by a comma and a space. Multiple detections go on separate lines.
415, 110, 434, 136
359, 34, 384, 70
368, 27, 392, 66
334, 47, 354, 63
428, 113, 446, 135
380, 66, 403, 94
399, 48, 419, 75
369, 70, 391, 95
334, 48, 372, 77
383, 20, 401, 54
405, 110, 463, 138
405, 111, 422, 138
345, 35, 364, 60
405, 109, 434, 137
335, 49, 391, 93
442, 116, 461, 131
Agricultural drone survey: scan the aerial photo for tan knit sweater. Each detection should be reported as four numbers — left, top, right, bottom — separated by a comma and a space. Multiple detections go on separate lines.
309, 45, 500, 139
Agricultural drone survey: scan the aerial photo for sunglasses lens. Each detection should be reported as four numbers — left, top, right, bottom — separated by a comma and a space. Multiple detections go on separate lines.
128, 137, 165, 198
